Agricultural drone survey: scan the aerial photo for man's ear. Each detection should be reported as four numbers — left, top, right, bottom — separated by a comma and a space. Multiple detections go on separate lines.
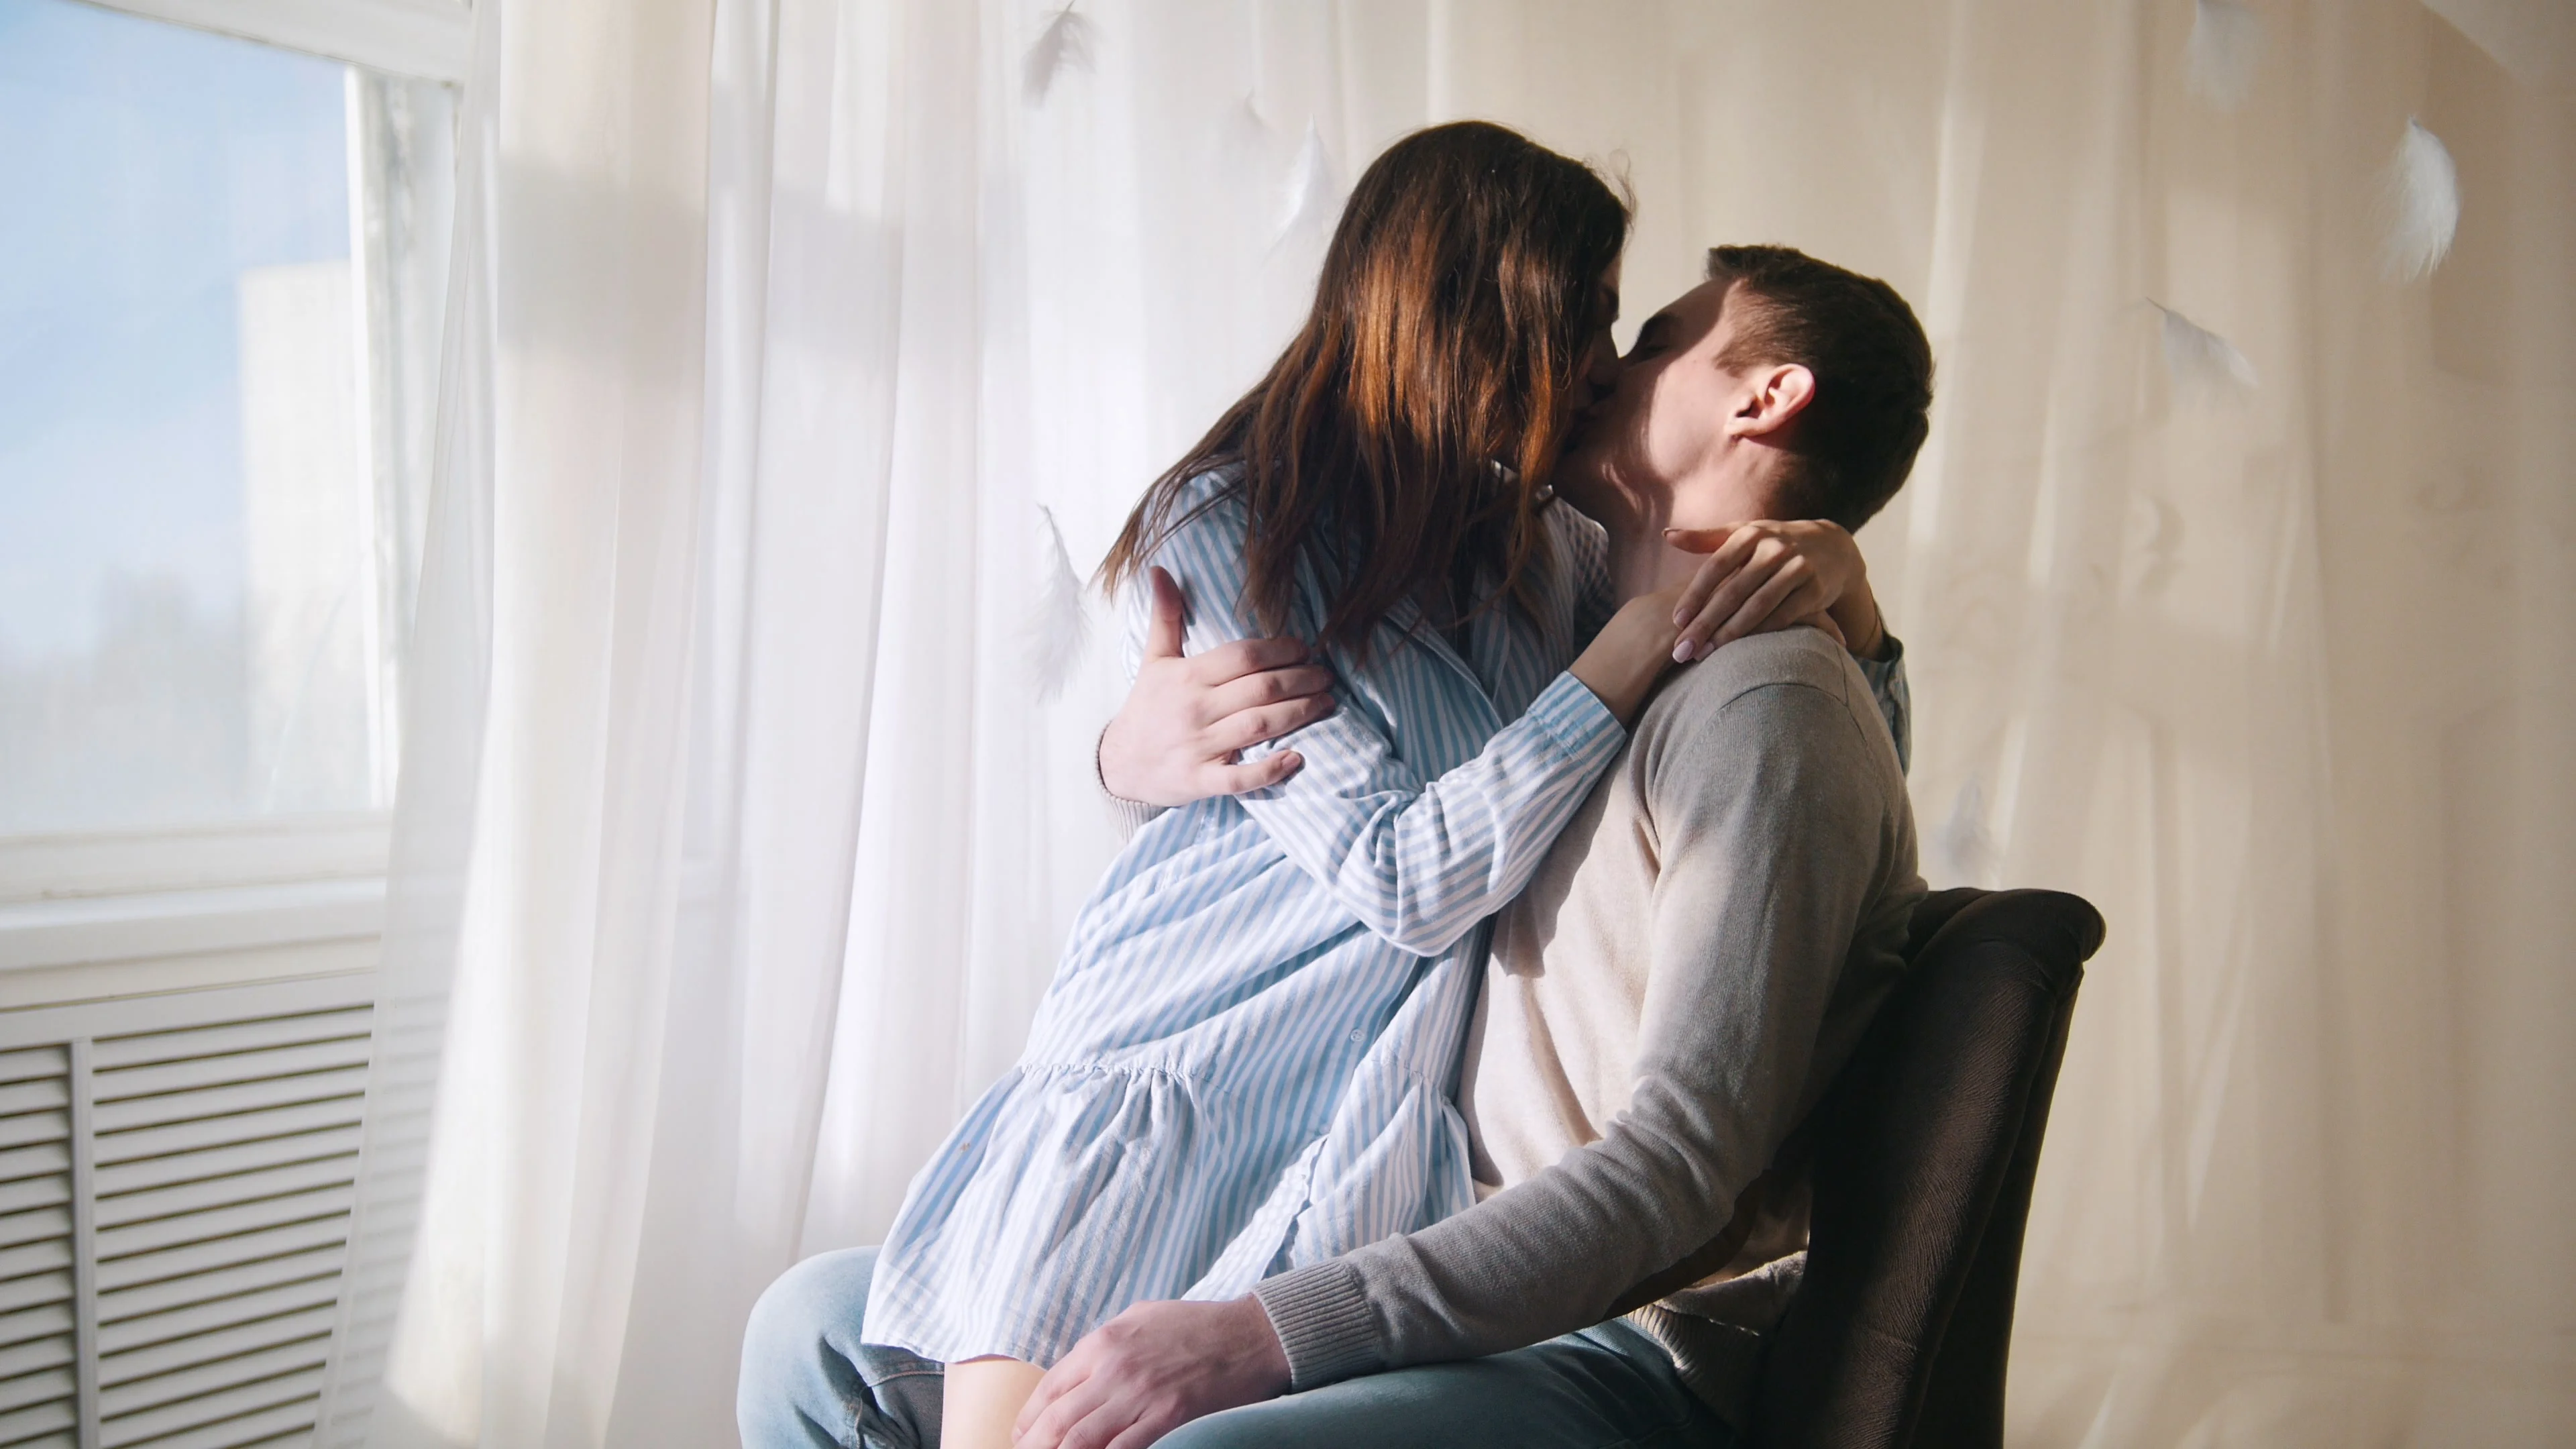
1727, 363, 1817, 441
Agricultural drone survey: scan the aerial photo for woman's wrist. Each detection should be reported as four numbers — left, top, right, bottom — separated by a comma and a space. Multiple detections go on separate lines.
1568, 653, 1660, 726
1570, 590, 1683, 724
1827, 567, 1889, 661
1839, 600, 1890, 660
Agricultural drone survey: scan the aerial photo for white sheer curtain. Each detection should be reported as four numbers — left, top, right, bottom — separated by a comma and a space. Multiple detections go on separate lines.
319, 1, 2575, 1446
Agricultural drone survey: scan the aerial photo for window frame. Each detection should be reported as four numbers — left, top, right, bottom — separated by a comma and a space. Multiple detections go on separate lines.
3, 0, 468, 1008
70, 0, 470, 84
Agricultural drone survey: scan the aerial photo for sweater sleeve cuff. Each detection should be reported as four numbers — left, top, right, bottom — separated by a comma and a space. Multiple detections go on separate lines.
1250, 1261, 1382, 1391
1852, 634, 1911, 775
1525, 669, 1625, 764
1095, 727, 1165, 842
1102, 791, 1159, 841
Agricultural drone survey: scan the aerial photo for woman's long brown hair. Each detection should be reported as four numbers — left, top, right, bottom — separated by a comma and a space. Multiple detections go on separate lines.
1097, 121, 1629, 656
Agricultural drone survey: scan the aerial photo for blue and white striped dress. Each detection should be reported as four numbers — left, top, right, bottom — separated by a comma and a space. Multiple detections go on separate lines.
862, 466, 1628, 1365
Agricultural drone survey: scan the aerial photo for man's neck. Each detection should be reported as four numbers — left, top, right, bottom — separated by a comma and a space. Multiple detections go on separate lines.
1574, 475, 1710, 605
1568, 451, 1793, 604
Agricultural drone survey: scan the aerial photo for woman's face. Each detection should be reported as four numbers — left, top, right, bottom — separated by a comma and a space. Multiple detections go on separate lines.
1558, 258, 1625, 448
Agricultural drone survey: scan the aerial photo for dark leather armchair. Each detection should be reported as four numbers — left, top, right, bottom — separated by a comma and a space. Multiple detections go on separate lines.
1752, 887, 2106, 1449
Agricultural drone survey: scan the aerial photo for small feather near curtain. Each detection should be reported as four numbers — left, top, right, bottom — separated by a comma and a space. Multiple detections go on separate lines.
318, 1, 2576, 1446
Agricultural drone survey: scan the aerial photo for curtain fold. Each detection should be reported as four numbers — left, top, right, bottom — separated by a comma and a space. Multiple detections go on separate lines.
321, 2, 2575, 1445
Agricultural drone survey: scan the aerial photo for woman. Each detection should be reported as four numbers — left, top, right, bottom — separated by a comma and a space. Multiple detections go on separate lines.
859, 121, 1854, 1449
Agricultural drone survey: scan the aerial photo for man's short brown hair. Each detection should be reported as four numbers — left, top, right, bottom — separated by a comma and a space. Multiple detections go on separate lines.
1705, 245, 1933, 531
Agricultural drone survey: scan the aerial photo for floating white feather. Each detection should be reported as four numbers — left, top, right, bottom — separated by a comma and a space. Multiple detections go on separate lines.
2151, 301, 2258, 399
2185, 0, 2265, 111
2381, 119, 2459, 281
1030, 506, 1090, 702
1277, 120, 1342, 245
1023, 3, 1097, 107
1221, 93, 1271, 165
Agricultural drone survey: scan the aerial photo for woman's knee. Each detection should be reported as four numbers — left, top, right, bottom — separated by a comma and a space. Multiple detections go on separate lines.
745, 1246, 879, 1362
738, 1246, 881, 1442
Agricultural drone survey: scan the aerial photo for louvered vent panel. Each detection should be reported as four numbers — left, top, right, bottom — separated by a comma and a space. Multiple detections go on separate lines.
0, 1044, 77, 1449
84, 1006, 372, 1449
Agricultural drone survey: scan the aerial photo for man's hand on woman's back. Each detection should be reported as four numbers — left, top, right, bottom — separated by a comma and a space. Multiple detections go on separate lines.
1097, 566, 1338, 806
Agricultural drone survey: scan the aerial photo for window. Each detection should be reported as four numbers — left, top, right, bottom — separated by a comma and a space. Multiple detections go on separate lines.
0, 2, 463, 1442
0, 0, 458, 910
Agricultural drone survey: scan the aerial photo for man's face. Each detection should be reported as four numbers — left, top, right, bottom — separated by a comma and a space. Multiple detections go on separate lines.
1558, 277, 1767, 527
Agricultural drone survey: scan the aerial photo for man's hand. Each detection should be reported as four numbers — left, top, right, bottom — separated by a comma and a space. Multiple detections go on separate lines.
1013, 1296, 1292, 1449
1098, 567, 1336, 806
1664, 520, 1887, 663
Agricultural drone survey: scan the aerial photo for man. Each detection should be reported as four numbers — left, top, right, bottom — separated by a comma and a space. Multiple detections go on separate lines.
739, 246, 1933, 1449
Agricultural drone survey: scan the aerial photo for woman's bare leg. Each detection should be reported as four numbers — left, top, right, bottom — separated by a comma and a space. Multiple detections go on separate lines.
945, 1356, 1046, 1449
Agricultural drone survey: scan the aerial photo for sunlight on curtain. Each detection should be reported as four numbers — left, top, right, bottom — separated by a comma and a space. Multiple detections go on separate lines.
319, 1, 2575, 1446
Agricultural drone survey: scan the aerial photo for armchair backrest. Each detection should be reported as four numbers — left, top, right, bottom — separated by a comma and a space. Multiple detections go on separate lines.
1750, 887, 2105, 1449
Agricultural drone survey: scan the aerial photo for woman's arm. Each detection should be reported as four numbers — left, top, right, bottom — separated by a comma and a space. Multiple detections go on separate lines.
1099, 515, 1913, 840
1234, 592, 1681, 957
1098, 505, 1615, 831
1136, 498, 1678, 959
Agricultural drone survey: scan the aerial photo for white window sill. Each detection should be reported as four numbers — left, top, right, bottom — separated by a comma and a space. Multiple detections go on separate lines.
0, 877, 386, 1014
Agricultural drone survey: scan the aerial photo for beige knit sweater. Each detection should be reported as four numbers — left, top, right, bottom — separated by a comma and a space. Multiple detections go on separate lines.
1252, 626, 1923, 1427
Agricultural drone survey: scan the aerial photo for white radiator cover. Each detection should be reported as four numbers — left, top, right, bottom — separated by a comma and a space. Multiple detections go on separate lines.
0, 976, 374, 1449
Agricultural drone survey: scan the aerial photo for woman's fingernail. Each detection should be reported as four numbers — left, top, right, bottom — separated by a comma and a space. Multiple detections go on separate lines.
1672, 640, 1695, 663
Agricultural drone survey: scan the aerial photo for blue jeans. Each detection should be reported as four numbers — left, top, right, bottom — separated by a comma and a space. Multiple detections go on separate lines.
739, 1247, 1735, 1449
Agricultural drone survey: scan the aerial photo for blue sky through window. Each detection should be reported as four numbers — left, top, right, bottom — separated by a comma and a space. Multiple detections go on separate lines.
1, 0, 364, 833
0, 0, 350, 662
